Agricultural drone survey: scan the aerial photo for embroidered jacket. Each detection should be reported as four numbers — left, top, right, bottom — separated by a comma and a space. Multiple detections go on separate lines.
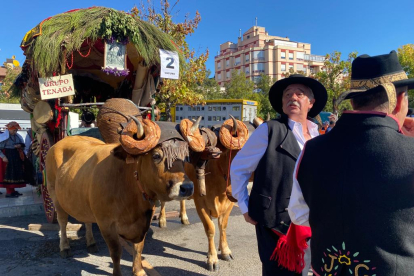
297, 113, 414, 275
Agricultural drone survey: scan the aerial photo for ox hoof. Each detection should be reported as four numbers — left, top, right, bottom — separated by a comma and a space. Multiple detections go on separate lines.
180, 218, 190, 225
158, 220, 167, 228
60, 248, 72, 258
207, 262, 219, 272
87, 243, 99, 254
221, 254, 234, 261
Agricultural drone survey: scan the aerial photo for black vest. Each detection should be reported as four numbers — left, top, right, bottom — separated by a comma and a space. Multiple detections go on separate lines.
297, 113, 414, 275
250, 118, 300, 233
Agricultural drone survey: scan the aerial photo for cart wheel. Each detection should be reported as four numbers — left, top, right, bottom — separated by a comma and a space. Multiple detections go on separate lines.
39, 131, 57, 223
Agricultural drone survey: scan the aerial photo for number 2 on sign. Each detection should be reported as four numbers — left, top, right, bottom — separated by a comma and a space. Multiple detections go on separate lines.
166, 57, 174, 69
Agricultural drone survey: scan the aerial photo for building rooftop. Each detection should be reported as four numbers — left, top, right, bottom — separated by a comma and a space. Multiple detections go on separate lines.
0, 67, 7, 77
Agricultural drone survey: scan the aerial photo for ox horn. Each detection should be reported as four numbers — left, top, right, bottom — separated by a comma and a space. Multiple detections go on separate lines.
267, 112, 271, 121
229, 114, 238, 136
129, 115, 144, 139
190, 116, 202, 135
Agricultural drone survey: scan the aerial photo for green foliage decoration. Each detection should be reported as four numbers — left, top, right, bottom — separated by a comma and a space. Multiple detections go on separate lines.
24, 7, 182, 77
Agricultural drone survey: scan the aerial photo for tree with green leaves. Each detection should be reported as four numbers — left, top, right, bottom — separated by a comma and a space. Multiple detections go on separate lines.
314, 51, 357, 114
224, 71, 255, 99
199, 70, 222, 100
397, 44, 414, 107
254, 74, 276, 119
131, 1, 208, 121
0, 66, 21, 103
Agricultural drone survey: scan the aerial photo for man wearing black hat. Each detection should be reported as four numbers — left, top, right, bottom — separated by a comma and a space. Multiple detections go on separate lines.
289, 51, 414, 275
231, 74, 327, 275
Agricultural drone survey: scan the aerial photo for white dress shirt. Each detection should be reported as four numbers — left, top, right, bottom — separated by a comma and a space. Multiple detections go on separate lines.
288, 150, 311, 226
230, 118, 319, 215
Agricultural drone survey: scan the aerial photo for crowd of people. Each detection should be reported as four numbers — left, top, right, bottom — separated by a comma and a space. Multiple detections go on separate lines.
231, 50, 414, 275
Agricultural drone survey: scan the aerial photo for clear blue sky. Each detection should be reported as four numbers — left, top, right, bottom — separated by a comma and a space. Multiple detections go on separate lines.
1, 0, 413, 77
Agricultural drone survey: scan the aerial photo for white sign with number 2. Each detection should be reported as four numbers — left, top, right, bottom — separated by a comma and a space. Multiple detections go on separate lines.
159, 49, 179, 79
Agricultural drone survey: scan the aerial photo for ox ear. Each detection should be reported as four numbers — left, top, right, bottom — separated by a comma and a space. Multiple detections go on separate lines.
112, 145, 129, 160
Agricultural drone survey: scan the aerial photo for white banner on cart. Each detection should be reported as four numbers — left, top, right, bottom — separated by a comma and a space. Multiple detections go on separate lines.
159, 49, 179, 79
38, 74, 75, 100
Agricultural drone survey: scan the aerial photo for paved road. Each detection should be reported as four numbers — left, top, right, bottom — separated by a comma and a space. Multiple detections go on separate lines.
0, 199, 264, 276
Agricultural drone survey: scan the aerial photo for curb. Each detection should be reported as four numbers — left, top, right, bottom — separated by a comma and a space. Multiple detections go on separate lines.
0, 203, 44, 218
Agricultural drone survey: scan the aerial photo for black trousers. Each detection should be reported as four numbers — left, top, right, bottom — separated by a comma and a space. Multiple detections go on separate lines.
255, 224, 301, 276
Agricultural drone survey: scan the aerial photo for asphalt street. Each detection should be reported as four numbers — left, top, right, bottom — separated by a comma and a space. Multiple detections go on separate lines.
0, 198, 263, 276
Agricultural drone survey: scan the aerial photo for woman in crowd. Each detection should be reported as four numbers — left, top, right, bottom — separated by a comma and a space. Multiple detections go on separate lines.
0, 122, 26, 198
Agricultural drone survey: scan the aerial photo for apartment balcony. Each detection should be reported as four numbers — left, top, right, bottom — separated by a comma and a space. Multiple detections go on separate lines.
253, 70, 265, 75
304, 54, 325, 62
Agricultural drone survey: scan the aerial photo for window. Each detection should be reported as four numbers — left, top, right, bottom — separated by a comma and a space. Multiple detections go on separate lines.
218, 74, 222, 80
245, 69, 250, 75
208, 106, 212, 111
226, 72, 230, 79
235, 57, 241, 66
253, 76, 262, 83
180, 107, 183, 111
245, 54, 250, 62
180, 117, 183, 120
296, 52, 304, 60
281, 64, 286, 71
223, 107, 226, 110
213, 107, 216, 111
202, 117, 204, 120
281, 51, 286, 59
232, 106, 241, 111
188, 107, 191, 111
208, 116, 212, 121
213, 116, 216, 121
216, 117, 221, 121
226, 60, 230, 67
247, 35, 250, 39
222, 117, 226, 120
253, 63, 265, 73
176, 116, 179, 120
217, 107, 221, 111
289, 52, 294, 60
197, 107, 200, 111
217, 61, 221, 69
289, 64, 294, 70
253, 51, 265, 61
297, 64, 305, 72
202, 107, 205, 111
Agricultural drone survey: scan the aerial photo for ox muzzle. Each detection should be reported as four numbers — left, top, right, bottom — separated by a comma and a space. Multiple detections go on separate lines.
169, 181, 194, 199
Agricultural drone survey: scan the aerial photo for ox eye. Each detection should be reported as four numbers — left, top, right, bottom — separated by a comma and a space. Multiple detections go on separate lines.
153, 152, 162, 162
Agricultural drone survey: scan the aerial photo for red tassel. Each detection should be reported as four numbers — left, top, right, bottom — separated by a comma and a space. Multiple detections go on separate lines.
270, 224, 311, 273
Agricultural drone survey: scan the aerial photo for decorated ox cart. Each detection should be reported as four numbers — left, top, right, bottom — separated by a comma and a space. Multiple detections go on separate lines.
12, 7, 183, 223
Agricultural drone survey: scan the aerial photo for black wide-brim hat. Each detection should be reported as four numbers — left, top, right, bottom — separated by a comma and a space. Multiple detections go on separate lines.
269, 74, 328, 118
343, 50, 414, 100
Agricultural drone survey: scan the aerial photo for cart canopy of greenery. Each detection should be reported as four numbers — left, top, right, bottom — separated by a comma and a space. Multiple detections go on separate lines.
21, 6, 183, 78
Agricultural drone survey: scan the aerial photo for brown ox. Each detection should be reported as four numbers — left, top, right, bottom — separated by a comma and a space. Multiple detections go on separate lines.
159, 116, 257, 271
46, 119, 193, 276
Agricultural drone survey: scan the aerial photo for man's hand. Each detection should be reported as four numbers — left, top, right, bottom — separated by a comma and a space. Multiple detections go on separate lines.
2, 157, 8, 163
403, 117, 414, 137
328, 113, 338, 123
243, 213, 258, 225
